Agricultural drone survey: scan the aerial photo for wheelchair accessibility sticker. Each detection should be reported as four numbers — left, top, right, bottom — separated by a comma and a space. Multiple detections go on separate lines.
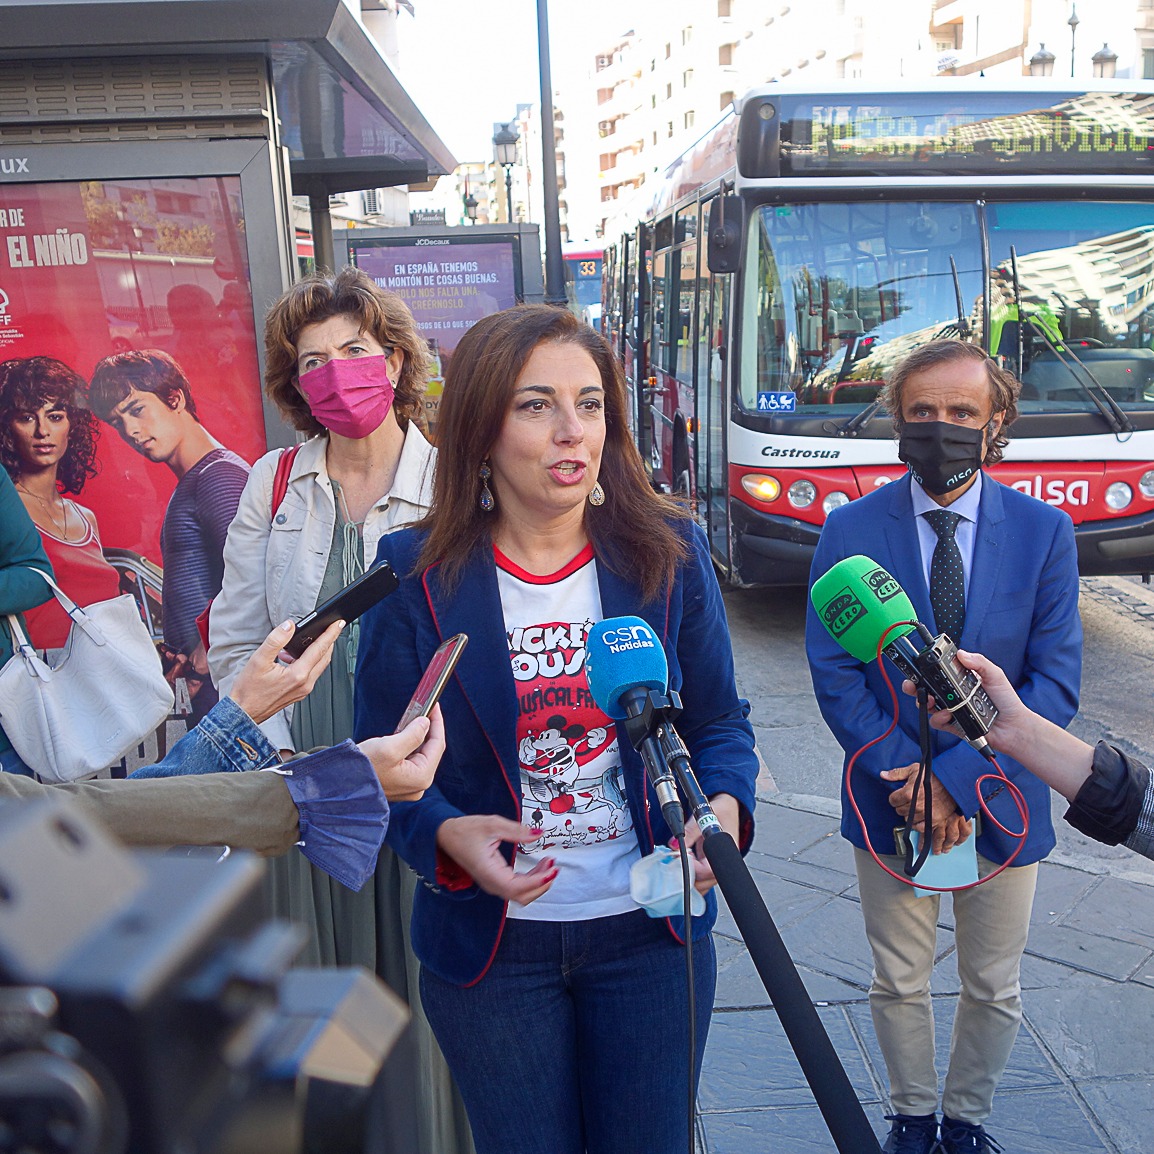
757, 391, 797, 413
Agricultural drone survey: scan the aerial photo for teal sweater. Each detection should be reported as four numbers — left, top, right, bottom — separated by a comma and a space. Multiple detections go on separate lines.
0, 470, 54, 756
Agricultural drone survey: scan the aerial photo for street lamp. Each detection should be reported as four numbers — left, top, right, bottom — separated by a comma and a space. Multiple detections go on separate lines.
1092, 43, 1118, 79
1068, 3, 1079, 77
1029, 43, 1056, 77
493, 121, 519, 224
464, 192, 479, 222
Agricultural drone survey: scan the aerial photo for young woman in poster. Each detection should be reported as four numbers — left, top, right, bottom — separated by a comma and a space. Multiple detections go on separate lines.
0, 357, 121, 651
207, 268, 472, 1154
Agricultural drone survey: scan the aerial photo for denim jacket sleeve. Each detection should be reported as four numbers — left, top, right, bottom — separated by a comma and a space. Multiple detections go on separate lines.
128, 697, 279, 778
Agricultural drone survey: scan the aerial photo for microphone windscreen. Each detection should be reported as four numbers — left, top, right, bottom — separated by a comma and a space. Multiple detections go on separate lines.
585, 616, 669, 719
809, 555, 918, 663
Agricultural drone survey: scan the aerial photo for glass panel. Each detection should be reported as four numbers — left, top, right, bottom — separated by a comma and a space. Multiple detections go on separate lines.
987, 201, 1154, 411
741, 201, 983, 414
674, 240, 698, 381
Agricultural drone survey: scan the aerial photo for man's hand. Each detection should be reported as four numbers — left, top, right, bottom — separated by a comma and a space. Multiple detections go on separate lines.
673, 792, 741, 895
357, 705, 445, 801
231, 619, 343, 724
881, 763, 972, 854
435, 814, 557, 905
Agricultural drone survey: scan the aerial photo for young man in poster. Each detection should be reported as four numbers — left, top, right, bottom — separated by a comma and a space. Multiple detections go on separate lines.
89, 349, 249, 721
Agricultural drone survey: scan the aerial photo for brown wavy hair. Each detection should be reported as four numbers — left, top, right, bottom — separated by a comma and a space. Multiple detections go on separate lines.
417, 305, 690, 601
263, 267, 430, 436
881, 339, 1020, 466
88, 349, 199, 422
0, 357, 100, 495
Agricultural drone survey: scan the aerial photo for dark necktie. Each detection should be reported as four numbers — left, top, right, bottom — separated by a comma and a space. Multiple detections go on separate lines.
924, 509, 966, 642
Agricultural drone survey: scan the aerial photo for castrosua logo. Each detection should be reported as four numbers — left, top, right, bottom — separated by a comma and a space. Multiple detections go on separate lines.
819, 587, 866, 638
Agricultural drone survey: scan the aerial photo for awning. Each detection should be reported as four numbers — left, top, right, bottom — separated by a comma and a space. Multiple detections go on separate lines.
0, 0, 457, 195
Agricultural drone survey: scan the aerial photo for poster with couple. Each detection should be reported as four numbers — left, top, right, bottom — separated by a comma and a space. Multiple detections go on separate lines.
0, 175, 268, 773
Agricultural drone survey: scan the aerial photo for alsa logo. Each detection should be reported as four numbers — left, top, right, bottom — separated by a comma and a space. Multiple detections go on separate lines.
599, 624, 657, 654
819, 588, 866, 638
864, 566, 901, 603
1010, 476, 1090, 507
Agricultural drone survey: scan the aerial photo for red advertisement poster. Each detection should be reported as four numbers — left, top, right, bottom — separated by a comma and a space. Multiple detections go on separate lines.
0, 177, 268, 770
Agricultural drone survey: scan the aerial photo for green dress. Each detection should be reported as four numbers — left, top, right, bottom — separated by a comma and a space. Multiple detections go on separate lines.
264, 485, 474, 1154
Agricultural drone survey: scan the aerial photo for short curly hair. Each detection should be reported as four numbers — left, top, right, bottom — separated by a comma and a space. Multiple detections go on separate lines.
881, 339, 1020, 466
263, 267, 430, 436
0, 357, 100, 495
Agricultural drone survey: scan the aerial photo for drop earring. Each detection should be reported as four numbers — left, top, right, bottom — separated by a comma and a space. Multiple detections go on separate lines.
479, 461, 495, 512
588, 481, 605, 507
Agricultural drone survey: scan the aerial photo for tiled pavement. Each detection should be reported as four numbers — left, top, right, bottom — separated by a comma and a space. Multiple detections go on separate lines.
696, 797, 1154, 1154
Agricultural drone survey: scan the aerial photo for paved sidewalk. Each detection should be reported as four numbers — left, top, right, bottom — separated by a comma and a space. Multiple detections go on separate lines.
696, 795, 1154, 1154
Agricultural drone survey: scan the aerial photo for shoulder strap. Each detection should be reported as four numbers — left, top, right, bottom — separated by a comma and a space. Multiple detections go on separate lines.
270, 443, 302, 518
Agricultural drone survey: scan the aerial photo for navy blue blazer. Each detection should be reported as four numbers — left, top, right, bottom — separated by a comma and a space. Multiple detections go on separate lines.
353, 522, 759, 986
805, 473, 1082, 866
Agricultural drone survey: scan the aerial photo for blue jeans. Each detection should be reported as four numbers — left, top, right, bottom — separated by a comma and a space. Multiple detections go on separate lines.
419, 908, 716, 1154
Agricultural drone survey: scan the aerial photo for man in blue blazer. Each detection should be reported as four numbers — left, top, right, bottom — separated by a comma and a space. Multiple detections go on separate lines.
806, 340, 1082, 1154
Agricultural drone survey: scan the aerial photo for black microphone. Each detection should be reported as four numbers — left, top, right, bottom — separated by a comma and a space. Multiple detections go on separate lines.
810, 555, 998, 760
584, 617, 685, 837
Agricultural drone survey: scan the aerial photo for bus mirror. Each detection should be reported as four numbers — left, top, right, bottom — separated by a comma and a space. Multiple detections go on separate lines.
707, 196, 743, 274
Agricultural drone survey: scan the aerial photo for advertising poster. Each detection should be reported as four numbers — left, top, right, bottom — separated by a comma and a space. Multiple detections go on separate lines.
349, 235, 520, 435
0, 176, 267, 772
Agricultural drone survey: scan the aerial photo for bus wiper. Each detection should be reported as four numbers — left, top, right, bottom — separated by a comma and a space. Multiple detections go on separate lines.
836, 397, 885, 437
1008, 247, 1134, 438
949, 255, 973, 341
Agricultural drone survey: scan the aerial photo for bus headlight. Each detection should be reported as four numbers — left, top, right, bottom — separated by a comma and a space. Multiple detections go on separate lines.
1105, 482, 1133, 511
822, 491, 850, 516
1140, 470, 1154, 499
788, 480, 817, 508
741, 474, 781, 503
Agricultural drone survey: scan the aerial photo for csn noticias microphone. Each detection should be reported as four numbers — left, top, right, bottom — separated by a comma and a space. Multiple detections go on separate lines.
809, 555, 998, 759
585, 616, 685, 836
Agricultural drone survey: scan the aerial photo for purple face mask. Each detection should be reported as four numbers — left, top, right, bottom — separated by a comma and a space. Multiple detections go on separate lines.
298, 354, 395, 439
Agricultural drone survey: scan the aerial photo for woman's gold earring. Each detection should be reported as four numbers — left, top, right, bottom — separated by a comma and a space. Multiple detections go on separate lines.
588, 481, 605, 507
479, 461, 496, 512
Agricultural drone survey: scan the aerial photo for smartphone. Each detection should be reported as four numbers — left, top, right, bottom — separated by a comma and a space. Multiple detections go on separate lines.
396, 633, 469, 729
282, 561, 399, 659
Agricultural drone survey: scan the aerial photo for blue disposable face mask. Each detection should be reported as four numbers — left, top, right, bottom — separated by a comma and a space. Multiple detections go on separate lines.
898, 421, 987, 496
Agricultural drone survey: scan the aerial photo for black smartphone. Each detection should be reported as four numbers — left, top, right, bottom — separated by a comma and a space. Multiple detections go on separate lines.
282, 561, 399, 659
395, 633, 469, 729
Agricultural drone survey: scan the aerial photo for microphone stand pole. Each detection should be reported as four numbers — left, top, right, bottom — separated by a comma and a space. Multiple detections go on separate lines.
653, 697, 883, 1154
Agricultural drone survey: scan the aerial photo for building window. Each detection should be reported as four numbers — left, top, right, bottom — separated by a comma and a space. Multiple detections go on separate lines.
653, 130, 658, 145
682, 26, 692, 45
667, 121, 674, 138
718, 0, 731, 14
683, 69, 694, 87
1145, 48, 1154, 79
665, 42, 672, 59
684, 110, 695, 130
720, 90, 735, 109
666, 82, 673, 99
719, 44, 733, 66
652, 93, 657, 108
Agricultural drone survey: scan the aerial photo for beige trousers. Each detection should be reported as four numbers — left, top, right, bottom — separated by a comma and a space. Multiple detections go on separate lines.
853, 847, 1038, 1125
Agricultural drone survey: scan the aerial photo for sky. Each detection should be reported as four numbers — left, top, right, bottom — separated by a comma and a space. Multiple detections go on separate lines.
398, 0, 627, 164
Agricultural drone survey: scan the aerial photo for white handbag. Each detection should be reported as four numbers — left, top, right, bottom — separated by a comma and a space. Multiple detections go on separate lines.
0, 568, 174, 783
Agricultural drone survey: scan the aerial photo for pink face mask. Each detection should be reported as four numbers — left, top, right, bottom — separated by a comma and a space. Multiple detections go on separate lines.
298, 355, 395, 439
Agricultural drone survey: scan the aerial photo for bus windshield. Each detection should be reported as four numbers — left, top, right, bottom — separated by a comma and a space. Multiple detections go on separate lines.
743, 199, 1154, 422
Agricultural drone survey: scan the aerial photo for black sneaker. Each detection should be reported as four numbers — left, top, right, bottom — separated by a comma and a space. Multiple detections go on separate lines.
882, 1113, 940, 1154
938, 1116, 1005, 1153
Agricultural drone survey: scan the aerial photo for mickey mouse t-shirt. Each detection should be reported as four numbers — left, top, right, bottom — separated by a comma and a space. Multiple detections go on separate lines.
496, 543, 641, 921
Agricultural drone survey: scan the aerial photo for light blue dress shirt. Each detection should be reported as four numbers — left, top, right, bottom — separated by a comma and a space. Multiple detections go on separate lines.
909, 469, 983, 597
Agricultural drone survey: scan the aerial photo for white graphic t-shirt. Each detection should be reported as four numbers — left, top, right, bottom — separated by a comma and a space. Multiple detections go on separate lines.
496, 543, 641, 921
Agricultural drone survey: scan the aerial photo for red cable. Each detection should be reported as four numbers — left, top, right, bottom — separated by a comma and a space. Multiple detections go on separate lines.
844, 623, 1029, 892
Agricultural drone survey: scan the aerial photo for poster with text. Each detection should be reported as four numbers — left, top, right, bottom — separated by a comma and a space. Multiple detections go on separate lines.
0, 176, 267, 771
350, 236, 520, 435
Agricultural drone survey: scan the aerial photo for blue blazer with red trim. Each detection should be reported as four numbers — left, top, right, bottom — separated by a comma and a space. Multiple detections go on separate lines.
353, 522, 759, 987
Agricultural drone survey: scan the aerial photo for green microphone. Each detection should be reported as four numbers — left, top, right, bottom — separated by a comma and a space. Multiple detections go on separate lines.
810, 555, 997, 757
809, 555, 918, 663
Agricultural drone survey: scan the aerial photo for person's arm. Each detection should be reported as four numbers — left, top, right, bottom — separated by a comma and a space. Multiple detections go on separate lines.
0, 470, 54, 617
207, 456, 291, 750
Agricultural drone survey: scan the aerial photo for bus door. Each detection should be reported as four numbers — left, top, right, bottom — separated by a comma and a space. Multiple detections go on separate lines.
696, 235, 731, 566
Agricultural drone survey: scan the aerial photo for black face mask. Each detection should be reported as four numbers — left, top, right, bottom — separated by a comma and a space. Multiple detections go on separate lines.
898, 421, 986, 496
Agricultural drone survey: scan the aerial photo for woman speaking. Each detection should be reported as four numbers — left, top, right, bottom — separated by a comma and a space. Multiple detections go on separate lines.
353, 305, 760, 1154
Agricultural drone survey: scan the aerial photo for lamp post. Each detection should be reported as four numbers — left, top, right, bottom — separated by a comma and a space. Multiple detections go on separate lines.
493, 122, 519, 224
115, 204, 149, 337
1068, 3, 1079, 77
1092, 43, 1118, 79
1029, 43, 1056, 77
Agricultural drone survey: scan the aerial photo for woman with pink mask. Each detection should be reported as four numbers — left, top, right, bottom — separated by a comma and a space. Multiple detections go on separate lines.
209, 269, 469, 1154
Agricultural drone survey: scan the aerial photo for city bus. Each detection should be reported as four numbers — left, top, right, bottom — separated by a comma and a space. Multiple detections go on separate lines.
601, 82, 1154, 586
562, 242, 604, 329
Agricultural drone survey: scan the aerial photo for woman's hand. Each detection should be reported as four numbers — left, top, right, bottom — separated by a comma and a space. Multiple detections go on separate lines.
435, 814, 558, 905
357, 705, 445, 801
230, 619, 343, 724
674, 792, 741, 895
